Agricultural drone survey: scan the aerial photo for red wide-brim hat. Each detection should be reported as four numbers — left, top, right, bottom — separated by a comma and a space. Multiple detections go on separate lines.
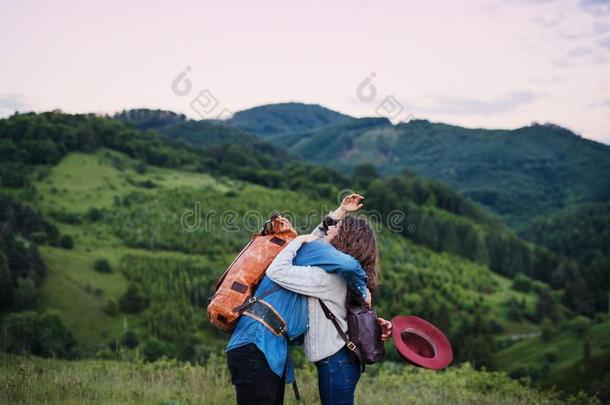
391, 315, 453, 370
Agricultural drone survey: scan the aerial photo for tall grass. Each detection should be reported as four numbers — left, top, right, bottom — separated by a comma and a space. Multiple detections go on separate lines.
0, 352, 597, 405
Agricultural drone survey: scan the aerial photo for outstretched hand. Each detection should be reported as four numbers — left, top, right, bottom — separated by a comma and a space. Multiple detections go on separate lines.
377, 317, 392, 342
337, 193, 364, 217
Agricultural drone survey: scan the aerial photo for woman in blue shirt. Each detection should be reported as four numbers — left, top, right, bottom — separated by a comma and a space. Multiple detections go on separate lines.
226, 194, 371, 404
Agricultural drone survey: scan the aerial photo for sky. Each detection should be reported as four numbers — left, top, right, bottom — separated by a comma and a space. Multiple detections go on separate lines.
1, 0, 609, 143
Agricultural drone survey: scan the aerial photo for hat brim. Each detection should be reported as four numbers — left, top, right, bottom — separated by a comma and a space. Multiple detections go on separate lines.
391, 315, 453, 370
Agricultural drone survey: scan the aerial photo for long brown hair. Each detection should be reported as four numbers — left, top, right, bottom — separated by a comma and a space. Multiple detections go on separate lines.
330, 215, 378, 290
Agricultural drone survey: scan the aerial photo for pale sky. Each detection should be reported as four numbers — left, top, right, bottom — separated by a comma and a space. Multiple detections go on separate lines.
1, 0, 609, 143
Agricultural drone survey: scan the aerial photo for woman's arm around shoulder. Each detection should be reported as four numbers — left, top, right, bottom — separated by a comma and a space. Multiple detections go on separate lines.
266, 235, 340, 297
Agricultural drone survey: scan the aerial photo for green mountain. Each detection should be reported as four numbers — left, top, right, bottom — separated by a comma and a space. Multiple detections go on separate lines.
0, 147, 535, 361
519, 202, 610, 314
102, 109, 610, 313
222, 103, 610, 316
227, 102, 351, 137
114, 108, 188, 130
59, 111, 595, 314
0, 111, 607, 400
520, 202, 610, 265
226, 103, 610, 230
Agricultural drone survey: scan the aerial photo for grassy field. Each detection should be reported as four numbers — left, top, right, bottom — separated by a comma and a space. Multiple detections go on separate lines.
27, 151, 543, 355
37, 243, 217, 343
33, 150, 225, 214
495, 318, 610, 383
8, 149, 595, 400
0, 352, 595, 405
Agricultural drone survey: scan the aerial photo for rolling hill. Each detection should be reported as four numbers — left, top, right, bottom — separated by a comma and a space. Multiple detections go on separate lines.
495, 316, 610, 398
227, 102, 351, 137
0, 110, 607, 400
223, 103, 610, 230
5, 149, 540, 361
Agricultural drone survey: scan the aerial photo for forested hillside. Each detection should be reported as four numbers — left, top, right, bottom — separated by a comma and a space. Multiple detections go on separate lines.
116, 109, 604, 314
225, 103, 610, 231
0, 110, 608, 401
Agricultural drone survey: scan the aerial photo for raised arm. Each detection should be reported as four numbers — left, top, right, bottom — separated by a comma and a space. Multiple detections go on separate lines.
307, 194, 369, 301
311, 193, 364, 238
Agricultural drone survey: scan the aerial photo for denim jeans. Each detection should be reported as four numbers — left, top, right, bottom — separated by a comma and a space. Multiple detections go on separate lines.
315, 346, 361, 405
227, 343, 286, 405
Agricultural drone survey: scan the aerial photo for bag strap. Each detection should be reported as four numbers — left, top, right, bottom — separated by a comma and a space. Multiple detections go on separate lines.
232, 284, 284, 313
243, 300, 287, 336
284, 349, 301, 401
244, 301, 301, 401
318, 299, 365, 371
234, 285, 301, 401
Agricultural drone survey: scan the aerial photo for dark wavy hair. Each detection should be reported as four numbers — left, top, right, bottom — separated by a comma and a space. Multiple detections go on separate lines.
330, 215, 378, 290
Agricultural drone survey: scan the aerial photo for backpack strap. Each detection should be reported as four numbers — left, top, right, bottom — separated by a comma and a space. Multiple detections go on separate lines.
318, 299, 365, 372
284, 349, 301, 401
232, 284, 284, 313
243, 300, 287, 336
236, 285, 302, 401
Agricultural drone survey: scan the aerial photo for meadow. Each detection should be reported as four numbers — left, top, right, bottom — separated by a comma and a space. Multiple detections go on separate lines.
0, 352, 596, 405
19, 149, 548, 366
1, 112, 608, 402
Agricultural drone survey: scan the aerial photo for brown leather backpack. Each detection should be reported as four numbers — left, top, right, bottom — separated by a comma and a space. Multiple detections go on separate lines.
207, 213, 298, 333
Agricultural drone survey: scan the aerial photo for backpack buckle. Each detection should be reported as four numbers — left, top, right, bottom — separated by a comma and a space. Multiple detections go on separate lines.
248, 296, 257, 304
347, 342, 357, 351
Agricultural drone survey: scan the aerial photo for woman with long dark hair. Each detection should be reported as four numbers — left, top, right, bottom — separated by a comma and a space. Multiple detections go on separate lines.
267, 197, 391, 404
225, 194, 374, 405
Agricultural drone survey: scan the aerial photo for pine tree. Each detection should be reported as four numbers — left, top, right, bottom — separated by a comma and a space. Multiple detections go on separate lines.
438, 220, 459, 253
416, 211, 438, 248
583, 337, 592, 366
0, 238, 13, 309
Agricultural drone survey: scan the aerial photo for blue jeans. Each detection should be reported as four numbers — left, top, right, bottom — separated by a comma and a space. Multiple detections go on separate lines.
315, 347, 361, 405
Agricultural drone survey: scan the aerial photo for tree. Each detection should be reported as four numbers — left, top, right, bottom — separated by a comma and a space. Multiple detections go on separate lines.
0, 239, 13, 309
583, 337, 592, 366
437, 220, 459, 253
512, 273, 533, 292
535, 289, 559, 322
119, 283, 150, 314
352, 163, 379, 188
93, 258, 113, 274
415, 211, 438, 248
13, 277, 38, 311
59, 235, 74, 249
506, 297, 523, 322
142, 338, 173, 362
103, 299, 119, 316
122, 330, 139, 349
86, 207, 104, 222
5, 310, 76, 358
541, 318, 553, 342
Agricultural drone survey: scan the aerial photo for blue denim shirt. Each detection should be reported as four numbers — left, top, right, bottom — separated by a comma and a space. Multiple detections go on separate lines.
226, 239, 367, 383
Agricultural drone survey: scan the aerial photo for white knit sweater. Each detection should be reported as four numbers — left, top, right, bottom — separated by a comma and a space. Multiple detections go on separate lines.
266, 237, 348, 363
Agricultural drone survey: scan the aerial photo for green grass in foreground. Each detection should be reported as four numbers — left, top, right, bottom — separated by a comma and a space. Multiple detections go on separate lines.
0, 353, 598, 405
